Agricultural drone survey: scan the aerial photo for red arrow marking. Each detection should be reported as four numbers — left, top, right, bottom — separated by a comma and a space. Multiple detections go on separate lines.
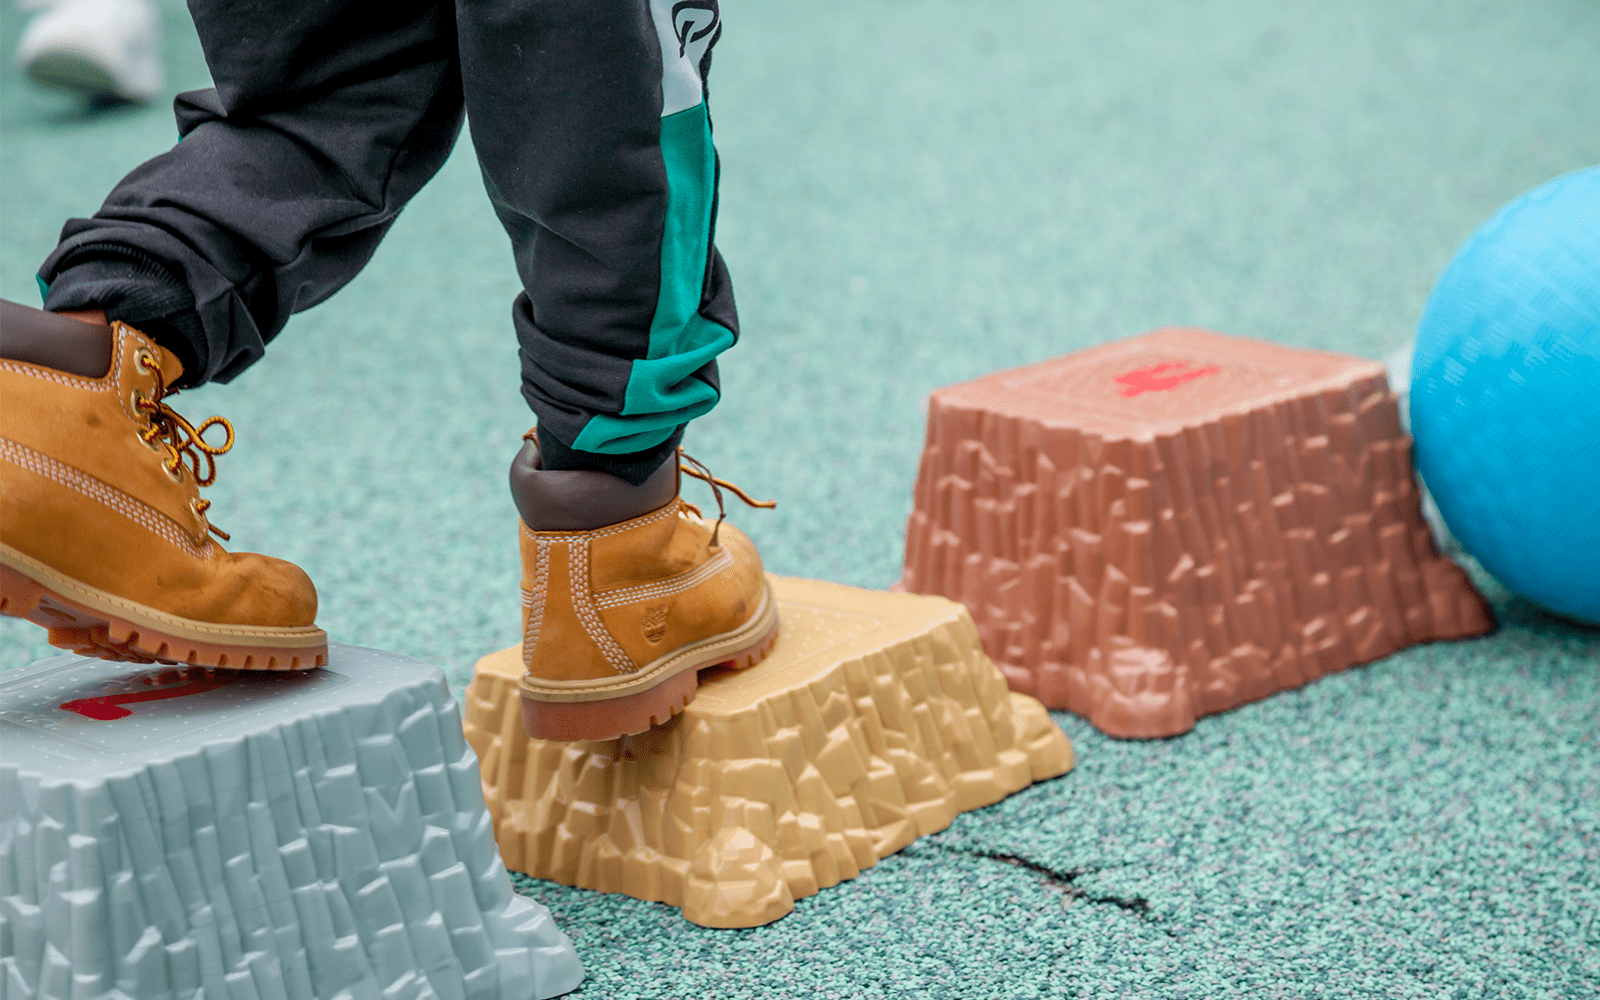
1114, 361, 1221, 397
61, 675, 234, 721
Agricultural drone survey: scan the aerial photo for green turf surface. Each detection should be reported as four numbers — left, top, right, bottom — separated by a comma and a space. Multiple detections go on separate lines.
3, 1, 1597, 996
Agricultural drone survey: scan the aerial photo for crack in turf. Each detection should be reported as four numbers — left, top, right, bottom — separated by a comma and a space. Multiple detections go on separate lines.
977, 852, 1154, 917
925, 845, 1168, 929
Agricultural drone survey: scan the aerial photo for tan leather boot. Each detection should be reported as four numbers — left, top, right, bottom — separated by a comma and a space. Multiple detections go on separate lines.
512, 434, 778, 740
1, 315, 327, 669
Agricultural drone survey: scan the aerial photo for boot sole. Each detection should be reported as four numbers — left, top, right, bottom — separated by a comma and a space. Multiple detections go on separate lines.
0, 544, 328, 670
519, 581, 780, 742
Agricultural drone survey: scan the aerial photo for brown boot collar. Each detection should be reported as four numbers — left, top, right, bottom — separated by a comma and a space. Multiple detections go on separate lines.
510, 433, 678, 531
0, 299, 114, 379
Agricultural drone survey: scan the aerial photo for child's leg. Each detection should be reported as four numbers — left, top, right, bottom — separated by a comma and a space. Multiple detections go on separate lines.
4, 0, 466, 668
455, 1, 777, 740
458, 0, 737, 486
37, 0, 466, 387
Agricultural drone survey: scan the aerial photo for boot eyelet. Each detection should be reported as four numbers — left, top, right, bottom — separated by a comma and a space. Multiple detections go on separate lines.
164, 463, 185, 484
129, 389, 145, 412
134, 349, 156, 374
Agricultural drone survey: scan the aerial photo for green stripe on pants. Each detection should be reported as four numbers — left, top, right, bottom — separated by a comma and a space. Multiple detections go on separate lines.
572, 101, 733, 455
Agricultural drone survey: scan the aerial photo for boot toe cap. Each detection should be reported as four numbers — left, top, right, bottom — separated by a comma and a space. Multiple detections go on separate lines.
217, 551, 320, 627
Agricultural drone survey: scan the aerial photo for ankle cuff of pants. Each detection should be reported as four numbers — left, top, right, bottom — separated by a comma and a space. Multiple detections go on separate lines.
537, 425, 684, 487
41, 243, 206, 386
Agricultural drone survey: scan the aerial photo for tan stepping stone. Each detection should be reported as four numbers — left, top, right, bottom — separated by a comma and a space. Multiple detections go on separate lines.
463, 576, 1073, 928
901, 327, 1495, 738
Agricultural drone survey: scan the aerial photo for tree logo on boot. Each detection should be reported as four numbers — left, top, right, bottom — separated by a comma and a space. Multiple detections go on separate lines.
644, 604, 671, 644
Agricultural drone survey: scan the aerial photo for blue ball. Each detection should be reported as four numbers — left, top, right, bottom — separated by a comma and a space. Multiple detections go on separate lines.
1411, 166, 1600, 625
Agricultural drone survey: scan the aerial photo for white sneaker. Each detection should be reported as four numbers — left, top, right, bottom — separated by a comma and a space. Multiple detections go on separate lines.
14, 0, 163, 104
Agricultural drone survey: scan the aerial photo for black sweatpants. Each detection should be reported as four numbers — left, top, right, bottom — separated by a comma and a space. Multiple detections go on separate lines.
39, 0, 738, 481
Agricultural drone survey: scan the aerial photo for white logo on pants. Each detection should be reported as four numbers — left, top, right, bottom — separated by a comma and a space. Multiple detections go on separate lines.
651, 0, 719, 116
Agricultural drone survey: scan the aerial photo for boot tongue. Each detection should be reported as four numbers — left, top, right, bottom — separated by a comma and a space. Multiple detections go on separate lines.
111, 320, 186, 388
150, 339, 186, 387
510, 436, 679, 531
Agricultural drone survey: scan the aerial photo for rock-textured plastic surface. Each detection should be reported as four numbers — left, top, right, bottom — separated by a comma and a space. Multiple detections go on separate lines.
0, 644, 583, 1000
901, 328, 1494, 738
463, 576, 1072, 929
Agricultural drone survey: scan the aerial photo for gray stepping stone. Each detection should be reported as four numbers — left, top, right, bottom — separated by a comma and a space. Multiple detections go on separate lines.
0, 643, 583, 1000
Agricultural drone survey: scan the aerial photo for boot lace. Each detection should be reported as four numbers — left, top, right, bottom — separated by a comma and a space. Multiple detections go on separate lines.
133, 354, 234, 541
677, 449, 775, 548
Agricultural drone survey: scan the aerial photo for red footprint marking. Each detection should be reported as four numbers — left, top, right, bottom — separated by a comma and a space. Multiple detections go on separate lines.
1114, 361, 1221, 397
61, 672, 234, 721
